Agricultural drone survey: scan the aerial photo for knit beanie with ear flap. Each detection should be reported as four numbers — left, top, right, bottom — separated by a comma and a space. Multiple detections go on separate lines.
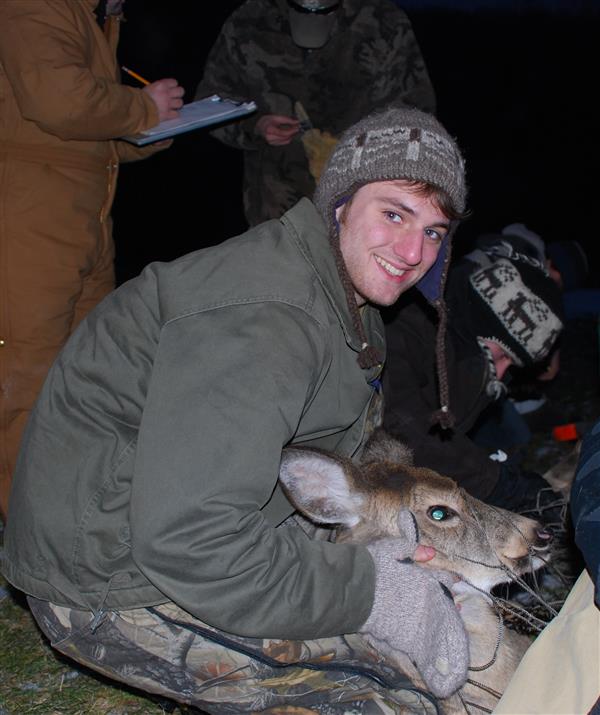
314, 107, 467, 429
448, 254, 564, 374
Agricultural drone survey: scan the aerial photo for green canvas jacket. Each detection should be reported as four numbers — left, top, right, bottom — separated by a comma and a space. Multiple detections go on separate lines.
3, 199, 384, 640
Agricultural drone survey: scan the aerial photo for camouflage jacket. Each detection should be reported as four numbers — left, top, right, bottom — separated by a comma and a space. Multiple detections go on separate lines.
195, 0, 436, 226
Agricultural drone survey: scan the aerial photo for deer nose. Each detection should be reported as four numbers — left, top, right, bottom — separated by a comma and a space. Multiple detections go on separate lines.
535, 527, 553, 547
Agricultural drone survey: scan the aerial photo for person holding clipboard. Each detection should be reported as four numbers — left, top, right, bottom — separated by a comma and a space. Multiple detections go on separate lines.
0, 0, 184, 522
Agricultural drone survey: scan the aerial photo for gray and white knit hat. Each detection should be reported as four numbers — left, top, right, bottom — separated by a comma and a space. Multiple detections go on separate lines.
458, 235, 564, 368
314, 107, 467, 427
314, 107, 467, 227
468, 258, 564, 367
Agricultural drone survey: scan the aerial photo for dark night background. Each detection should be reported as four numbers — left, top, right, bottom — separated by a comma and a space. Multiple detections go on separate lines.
112, 1, 599, 288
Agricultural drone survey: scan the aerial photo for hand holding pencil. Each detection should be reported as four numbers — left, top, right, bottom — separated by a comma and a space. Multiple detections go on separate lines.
122, 66, 184, 122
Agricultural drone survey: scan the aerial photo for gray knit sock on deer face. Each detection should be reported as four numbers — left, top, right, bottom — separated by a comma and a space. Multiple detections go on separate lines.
361, 510, 469, 698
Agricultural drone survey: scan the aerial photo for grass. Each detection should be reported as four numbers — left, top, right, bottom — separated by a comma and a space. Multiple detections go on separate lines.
0, 569, 191, 715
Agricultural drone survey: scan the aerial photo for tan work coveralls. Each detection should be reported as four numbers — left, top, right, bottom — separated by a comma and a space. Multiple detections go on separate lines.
0, 0, 163, 519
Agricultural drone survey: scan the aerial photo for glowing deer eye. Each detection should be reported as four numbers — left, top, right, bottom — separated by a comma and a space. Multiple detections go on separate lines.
428, 506, 453, 521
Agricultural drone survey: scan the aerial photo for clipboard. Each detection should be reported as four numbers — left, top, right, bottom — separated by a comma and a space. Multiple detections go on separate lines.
122, 94, 257, 146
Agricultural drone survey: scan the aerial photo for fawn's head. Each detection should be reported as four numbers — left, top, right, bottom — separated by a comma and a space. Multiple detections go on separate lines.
280, 432, 552, 592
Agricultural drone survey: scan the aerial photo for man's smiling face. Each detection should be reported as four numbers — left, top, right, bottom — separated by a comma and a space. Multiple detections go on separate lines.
337, 180, 450, 307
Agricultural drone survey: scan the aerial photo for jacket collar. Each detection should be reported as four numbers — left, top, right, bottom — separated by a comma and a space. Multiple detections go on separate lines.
280, 198, 382, 356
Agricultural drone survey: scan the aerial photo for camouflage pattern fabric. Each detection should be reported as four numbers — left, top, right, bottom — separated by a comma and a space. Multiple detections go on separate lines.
195, 0, 436, 226
28, 596, 439, 714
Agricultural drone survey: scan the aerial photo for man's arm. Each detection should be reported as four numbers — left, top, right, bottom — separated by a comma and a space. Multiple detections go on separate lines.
130, 302, 375, 640
114, 138, 173, 163
194, 14, 267, 151
0, 1, 170, 141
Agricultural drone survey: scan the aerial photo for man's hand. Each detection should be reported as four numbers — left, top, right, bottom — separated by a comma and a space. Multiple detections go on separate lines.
360, 510, 468, 699
255, 114, 301, 146
144, 79, 184, 122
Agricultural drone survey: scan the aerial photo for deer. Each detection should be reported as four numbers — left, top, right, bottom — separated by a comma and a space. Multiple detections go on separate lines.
279, 430, 555, 715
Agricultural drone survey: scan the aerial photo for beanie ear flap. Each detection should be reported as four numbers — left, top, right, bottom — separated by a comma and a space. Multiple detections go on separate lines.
416, 225, 457, 430
430, 297, 455, 430
416, 234, 451, 304
327, 222, 383, 370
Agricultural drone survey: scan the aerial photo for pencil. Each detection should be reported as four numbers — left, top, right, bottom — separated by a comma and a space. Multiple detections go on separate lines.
121, 66, 150, 86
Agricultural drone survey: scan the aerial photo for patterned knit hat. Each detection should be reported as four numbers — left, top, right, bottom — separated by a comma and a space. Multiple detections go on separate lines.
468, 258, 563, 367
314, 107, 467, 227
448, 249, 564, 376
314, 107, 467, 427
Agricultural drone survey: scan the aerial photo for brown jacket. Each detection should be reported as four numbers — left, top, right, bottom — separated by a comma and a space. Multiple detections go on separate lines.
0, 0, 162, 234
0, 0, 165, 518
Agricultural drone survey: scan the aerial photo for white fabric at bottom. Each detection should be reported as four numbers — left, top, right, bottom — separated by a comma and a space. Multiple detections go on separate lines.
494, 569, 599, 715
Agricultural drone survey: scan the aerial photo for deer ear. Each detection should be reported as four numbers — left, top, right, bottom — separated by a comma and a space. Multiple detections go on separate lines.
279, 448, 364, 527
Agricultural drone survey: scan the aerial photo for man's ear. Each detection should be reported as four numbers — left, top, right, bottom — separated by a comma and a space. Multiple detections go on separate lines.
279, 448, 365, 527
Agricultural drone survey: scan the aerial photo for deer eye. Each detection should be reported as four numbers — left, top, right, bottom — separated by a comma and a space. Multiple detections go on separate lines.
428, 505, 455, 522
